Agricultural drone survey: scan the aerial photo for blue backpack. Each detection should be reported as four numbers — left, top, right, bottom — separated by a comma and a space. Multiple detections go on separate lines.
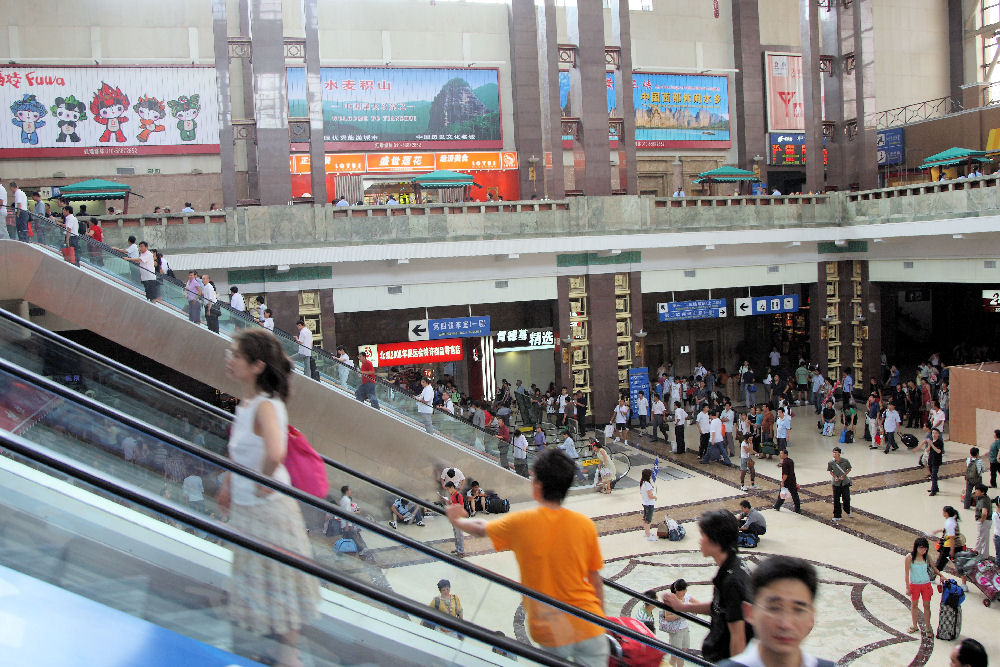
940, 578, 966, 607
335, 537, 358, 554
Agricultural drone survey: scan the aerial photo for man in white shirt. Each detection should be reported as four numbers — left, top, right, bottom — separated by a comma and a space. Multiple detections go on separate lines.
511, 429, 529, 477
416, 377, 435, 434
672, 188, 686, 197
559, 434, 586, 482
11, 182, 29, 241
701, 409, 733, 465
556, 387, 569, 428
182, 471, 205, 513
0, 181, 8, 240
61, 205, 81, 266
651, 393, 667, 442
929, 400, 946, 433
294, 319, 317, 380
229, 285, 247, 329
694, 362, 707, 381
696, 404, 712, 459
882, 401, 901, 453
261, 309, 274, 331
768, 347, 781, 371
634, 391, 650, 435
334, 344, 352, 385
810, 371, 826, 415
771, 187, 781, 196
201, 274, 219, 333
721, 401, 736, 456
181, 202, 195, 213
674, 402, 688, 453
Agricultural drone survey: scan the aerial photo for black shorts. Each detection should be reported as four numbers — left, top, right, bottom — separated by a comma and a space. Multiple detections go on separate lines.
142, 279, 160, 300
642, 504, 654, 523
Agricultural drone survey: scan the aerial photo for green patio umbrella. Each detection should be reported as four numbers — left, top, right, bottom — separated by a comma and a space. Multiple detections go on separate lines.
56, 178, 141, 213
918, 147, 990, 169
693, 165, 759, 195
411, 170, 478, 203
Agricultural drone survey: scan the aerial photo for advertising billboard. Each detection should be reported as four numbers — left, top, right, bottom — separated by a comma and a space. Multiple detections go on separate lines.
287, 67, 502, 152
765, 52, 805, 133
632, 73, 730, 148
0, 66, 219, 158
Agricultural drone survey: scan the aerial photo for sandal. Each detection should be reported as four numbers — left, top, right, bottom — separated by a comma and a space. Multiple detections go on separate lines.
907, 626, 918, 634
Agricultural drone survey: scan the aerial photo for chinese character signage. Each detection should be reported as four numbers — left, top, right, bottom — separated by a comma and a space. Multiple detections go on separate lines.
657, 299, 727, 322
289, 151, 518, 174
769, 133, 827, 166
877, 128, 904, 166
358, 339, 464, 368
287, 67, 501, 151
632, 73, 731, 148
0, 66, 220, 158
628, 368, 651, 417
765, 53, 804, 133
494, 328, 556, 350
429, 317, 491, 340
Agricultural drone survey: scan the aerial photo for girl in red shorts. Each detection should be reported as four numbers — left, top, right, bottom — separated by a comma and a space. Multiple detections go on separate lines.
904, 536, 942, 637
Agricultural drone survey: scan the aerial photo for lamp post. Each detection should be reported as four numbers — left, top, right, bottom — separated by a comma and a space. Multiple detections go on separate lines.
528, 155, 539, 199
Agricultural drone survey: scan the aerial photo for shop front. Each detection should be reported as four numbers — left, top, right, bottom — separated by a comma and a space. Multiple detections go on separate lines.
289, 150, 520, 203
487, 327, 557, 401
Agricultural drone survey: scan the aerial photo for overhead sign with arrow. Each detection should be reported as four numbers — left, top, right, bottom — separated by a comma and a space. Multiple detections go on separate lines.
735, 294, 799, 317
408, 319, 429, 341
429, 316, 491, 339
657, 299, 727, 322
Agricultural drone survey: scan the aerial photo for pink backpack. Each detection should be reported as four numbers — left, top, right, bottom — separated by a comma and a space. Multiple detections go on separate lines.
285, 425, 329, 498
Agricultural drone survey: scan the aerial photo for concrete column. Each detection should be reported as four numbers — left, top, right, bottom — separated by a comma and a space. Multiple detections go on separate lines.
249, 0, 292, 206
614, 0, 638, 194
732, 0, 768, 182
851, 0, 878, 190
800, 0, 824, 193
510, 0, 544, 200
576, 2, 611, 195
267, 289, 300, 334
211, 0, 237, 208
540, 0, 565, 199
948, 0, 964, 105
318, 287, 337, 352
820, 7, 846, 189
588, 273, 618, 423
303, 0, 327, 204
556, 276, 572, 391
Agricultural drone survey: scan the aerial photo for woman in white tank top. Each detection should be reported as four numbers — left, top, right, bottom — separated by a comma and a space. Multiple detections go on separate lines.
223, 330, 319, 667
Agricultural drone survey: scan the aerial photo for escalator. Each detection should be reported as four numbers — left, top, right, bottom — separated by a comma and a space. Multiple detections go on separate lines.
0, 348, 712, 665
0, 305, 707, 630
1, 213, 536, 502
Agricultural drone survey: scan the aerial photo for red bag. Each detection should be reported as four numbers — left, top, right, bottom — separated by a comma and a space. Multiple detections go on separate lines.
284, 425, 329, 498
61, 246, 75, 263
606, 617, 666, 667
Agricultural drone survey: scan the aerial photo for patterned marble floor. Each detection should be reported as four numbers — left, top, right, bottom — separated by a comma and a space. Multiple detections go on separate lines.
380, 418, 998, 666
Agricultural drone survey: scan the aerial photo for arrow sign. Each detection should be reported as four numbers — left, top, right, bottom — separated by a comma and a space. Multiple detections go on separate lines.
735, 297, 752, 317
408, 319, 429, 341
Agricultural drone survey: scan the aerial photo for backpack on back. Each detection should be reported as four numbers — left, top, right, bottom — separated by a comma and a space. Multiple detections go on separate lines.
285, 425, 329, 498
966, 460, 982, 484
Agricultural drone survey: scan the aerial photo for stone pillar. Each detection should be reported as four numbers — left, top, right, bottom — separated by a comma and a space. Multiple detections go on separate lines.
540, 0, 565, 199
510, 0, 542, 200
800, 0, 824, 193
556, 276, 572, 392
588, 273, 618, 423
249, 0, 292, 206
732, 0, 768, 182
851, 0, 878, 189
948, 0, 964, 104
267, 289, 300, 334
672, 157, 683, 195
211, 0, 237, 208
575, 2, 611, 195
303, 0, 327, 204
613, 0, 638, 194
318, 288, 337, 352
820, 7, 846, 189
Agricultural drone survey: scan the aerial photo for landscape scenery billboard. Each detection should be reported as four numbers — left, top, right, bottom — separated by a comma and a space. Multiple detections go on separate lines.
632, 73, 731, 148
287, 67, 502, 151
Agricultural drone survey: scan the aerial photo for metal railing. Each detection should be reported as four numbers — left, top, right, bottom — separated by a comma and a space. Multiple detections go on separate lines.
866, 96, 964, 130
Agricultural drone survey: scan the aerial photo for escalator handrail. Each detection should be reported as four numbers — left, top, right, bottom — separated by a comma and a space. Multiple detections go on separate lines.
0, 309, 710, 628
0, 357, 713, 654
0, 429, 572, 667
21, 211, 505, 444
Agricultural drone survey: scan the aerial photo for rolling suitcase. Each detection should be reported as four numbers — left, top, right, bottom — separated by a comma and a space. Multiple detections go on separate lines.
900, 433, 919, 449
606, 617, 665, 667
971, 559, 1000, 607
936, 579, 965, 640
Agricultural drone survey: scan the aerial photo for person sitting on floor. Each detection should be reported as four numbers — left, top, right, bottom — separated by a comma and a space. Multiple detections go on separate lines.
389, 497, 426, 529
466, 480, 488, 514
736, 499, 767, 537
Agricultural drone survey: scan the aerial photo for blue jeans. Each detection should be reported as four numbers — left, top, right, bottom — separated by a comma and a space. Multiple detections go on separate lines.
548, 633, 609, 667
355, 382, 380, 409
701, 441, 732, 465
745, 385, 757, 407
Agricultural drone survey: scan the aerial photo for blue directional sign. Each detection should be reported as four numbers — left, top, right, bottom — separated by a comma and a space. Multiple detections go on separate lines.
877, 128, 904, 166
735, 294, 799, 317
628, 368, 651, 417
428, 316, 491, 339
657, 299, 727, 322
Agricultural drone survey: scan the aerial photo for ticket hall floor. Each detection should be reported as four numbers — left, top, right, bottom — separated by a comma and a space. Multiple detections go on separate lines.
358, 420, 994, 667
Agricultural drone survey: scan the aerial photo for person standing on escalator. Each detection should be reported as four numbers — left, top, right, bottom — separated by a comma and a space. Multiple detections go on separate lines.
354, 350, 380, 410
221, 329, 319, 667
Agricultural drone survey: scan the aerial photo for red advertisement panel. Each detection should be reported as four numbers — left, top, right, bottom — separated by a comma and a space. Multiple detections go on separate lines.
358, 339, 464, 368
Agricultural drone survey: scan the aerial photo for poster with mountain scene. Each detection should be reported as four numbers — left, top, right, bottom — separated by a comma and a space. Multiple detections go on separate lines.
632, 73, 730, 148
287, 67, 501, 151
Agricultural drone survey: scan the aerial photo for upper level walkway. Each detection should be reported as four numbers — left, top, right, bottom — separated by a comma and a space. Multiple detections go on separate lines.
89, 175, 1000, 263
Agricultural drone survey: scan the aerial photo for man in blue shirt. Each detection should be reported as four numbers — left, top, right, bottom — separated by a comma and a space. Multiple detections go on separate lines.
841, 368, 854, 409
775, 407, 792, 452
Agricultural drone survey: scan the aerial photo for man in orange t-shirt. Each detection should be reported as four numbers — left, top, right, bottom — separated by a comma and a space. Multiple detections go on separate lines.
446, 448, 608, 665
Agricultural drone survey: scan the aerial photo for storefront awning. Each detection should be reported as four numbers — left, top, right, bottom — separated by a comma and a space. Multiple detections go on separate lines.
56, 178, 138, 200
693, 166, 759, 183
918, 147, 990, 169
411, 170, 477, 188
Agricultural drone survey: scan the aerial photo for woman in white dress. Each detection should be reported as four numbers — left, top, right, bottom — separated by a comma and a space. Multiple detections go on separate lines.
222, 329, 319, 667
